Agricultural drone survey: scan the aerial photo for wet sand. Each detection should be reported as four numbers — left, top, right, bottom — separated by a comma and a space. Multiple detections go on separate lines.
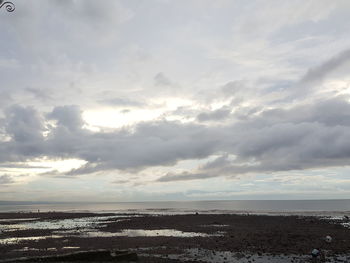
0, 212, 349, 262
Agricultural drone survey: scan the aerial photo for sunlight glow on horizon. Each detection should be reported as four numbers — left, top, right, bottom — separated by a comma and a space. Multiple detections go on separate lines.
83, 97, 197, 128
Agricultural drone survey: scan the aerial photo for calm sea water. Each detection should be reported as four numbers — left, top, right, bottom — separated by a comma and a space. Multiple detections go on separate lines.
0, 200, 349, 216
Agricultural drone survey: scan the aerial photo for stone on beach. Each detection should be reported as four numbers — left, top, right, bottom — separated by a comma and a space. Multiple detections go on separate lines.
325, 235, 332, 243
311, 248, 320, 258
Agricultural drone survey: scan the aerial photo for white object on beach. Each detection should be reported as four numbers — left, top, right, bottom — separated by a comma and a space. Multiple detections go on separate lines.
325, 235, 332, 243
311, 249, 320, 257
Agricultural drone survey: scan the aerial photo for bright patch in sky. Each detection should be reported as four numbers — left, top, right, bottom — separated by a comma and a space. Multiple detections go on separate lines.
83, 108, 162, 128
27, 159, 87, 173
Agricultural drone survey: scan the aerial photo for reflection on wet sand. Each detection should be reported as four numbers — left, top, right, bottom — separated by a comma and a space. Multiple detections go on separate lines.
0, 235, 63, 245
54, 228, 221, 238
0, 215, 128, 232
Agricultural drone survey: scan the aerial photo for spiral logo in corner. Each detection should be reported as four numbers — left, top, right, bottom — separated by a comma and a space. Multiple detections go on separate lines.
0, 1, 15, 12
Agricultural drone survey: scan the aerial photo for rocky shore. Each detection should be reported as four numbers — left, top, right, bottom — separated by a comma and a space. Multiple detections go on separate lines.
0, 212, 349, 262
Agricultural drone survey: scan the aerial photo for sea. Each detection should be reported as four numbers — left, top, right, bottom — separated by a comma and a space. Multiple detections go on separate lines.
0, 200, 349, 216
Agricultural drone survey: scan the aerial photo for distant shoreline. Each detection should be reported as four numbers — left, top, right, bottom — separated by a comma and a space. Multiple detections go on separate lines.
0, 200, 350, 217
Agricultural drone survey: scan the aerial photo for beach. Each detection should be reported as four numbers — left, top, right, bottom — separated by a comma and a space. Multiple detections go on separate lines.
0, 212, 349, 262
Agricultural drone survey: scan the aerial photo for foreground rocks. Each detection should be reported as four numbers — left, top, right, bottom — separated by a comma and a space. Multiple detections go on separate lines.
0, 250, 138, 262
0, 212, 349, 262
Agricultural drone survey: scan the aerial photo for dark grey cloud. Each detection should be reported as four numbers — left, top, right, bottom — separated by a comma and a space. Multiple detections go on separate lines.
285, 49, 350, 100
48, 105, 84, 132
301, 48, 350, 84
157, 172, 213, 182
158, 97, 350, 181
2, 96, 350, 180
260, 97, 350, 126
0, 105, 221, 173
4, 105, 45, 143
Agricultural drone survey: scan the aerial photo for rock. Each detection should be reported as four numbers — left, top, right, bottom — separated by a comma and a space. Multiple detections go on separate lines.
325, 235, 332, 243
236, 252, 244, 259
311, 248, 320, 258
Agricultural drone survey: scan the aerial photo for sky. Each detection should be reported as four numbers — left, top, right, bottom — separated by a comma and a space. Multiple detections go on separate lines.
1, 0, 350, 201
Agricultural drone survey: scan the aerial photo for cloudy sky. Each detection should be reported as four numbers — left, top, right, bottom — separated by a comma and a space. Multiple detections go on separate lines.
1, 0, 350, 201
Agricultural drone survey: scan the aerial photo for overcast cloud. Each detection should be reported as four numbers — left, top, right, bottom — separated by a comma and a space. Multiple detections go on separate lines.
1, 0, 350, 201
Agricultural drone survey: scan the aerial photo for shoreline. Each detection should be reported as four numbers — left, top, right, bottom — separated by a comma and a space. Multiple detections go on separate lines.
1, 199, 349, 216
0, 212, 349, 262
1, 209, 350, 218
